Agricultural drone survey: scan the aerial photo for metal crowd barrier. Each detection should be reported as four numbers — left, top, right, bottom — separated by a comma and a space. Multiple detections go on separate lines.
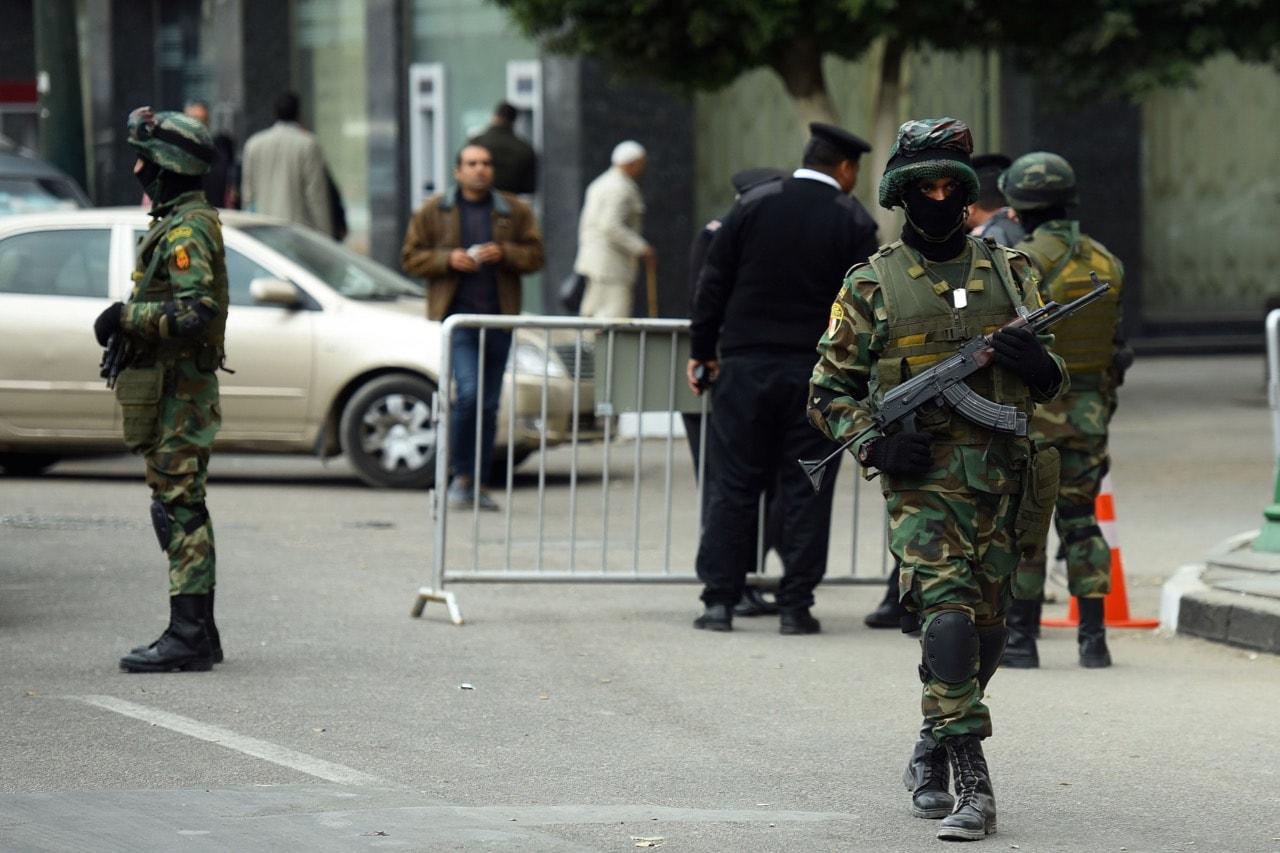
411, 314, 891, 624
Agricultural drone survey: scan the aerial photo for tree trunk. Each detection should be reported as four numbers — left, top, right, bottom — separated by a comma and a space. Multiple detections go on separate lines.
771, 36, 840, 131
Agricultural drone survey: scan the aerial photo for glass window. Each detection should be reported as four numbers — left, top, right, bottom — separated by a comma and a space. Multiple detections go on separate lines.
241, 223, 423, 300
224, 247, 279, 307
0, 229, 110, 297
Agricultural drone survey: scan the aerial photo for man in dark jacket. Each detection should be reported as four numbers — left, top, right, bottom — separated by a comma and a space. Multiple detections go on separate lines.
687, 123, 878, 634
469, 102, 536, 196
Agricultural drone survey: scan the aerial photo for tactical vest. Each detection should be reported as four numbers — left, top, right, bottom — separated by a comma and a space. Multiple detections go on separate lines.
870, 237, 1034, 443
1019, 221, 1121, 376
131, 198, 228, 368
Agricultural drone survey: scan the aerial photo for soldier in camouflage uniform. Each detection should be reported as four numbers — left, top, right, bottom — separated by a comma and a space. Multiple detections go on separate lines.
808, 119, 1066, 841
998, 152, 1129, 670
94, 107, 228, 673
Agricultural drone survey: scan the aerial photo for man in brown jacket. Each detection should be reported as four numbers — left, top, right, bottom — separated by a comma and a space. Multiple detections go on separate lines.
401, 143, 544, 510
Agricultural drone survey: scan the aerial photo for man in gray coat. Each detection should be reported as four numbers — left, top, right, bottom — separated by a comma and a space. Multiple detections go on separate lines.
241, 92, 333, 237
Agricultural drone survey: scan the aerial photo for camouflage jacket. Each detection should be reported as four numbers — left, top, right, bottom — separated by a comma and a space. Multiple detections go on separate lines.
809, 237, 1067, 494
123, 190, 228, 370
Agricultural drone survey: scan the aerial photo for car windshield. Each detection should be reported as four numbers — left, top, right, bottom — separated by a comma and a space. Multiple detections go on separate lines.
240, 223, 424, 301
0, 177, 87, 215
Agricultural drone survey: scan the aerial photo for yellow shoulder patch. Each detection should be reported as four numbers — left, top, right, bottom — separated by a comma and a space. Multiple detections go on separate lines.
827, 302, 844, 337
167, 226, 193, 243
174, 245, 190, 270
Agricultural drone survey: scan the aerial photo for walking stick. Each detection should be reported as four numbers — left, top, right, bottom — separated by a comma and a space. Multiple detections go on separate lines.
646, 257, 658, 318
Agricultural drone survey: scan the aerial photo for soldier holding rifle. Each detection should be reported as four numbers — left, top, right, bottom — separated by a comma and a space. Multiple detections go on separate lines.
807, 119, 1067, 841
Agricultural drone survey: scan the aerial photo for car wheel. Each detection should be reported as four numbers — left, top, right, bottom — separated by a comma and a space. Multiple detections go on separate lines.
339, 375, 439, 489
0, 453, 60, 476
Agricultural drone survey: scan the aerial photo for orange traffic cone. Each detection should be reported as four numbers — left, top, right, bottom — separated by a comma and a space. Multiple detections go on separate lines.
1042, 473, 1159, 629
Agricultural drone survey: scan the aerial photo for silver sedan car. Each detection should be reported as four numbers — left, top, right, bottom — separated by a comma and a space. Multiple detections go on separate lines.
0, 208, 598, 488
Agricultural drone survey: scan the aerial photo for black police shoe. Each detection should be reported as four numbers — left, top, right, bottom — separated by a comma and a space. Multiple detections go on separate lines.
693, 604, 733, 631
779, 607, 821, 635
735, 587, 780, 617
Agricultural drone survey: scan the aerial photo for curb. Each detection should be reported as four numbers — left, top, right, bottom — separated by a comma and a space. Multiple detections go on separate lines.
1170, 531, 1280, 655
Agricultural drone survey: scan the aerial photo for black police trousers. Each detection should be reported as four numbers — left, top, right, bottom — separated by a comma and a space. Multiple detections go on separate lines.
694, 353, 843, 611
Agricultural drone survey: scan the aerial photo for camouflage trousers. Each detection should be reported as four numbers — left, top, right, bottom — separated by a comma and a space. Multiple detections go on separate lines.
142, 380, 221, 596
888, 485, 1021, 742
1013, 433, 1111, 600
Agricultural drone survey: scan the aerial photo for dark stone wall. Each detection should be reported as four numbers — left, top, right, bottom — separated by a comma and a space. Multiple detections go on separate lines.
0, 0, 34, 81
366, 0, 409, 271
542, 58, 694, 317
1001, 68, 1144, 342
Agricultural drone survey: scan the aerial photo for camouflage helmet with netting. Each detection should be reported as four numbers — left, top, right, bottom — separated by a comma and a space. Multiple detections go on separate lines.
877, 117, 981, 210
127, 107, 214, 176
998, 151, 1079, 210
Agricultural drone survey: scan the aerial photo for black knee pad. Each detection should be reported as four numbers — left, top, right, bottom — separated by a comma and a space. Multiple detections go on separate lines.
150, 499, 172, 552
921, 611, 979, 684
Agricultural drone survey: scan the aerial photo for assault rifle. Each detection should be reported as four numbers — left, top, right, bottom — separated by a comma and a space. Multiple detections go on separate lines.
799, 272, 1112, 492
99, 332, 129, 390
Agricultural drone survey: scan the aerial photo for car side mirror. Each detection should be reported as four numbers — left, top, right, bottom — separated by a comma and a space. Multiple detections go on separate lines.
249, 277, 302, 308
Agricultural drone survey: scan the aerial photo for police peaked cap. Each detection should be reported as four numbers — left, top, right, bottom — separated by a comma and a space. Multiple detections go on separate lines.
807, 123, 872, 161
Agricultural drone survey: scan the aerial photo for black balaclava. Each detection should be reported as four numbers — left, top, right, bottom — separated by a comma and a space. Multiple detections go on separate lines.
1017, 205, 1068, 234
901, 187, 968, 262
135, 157, 162, 197
137, 156, 203, 208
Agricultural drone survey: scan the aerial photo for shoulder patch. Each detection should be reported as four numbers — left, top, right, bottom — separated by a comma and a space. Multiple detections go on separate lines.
827, 302, 845, 337
174, 245, 190, 270
167, 225, 194, 243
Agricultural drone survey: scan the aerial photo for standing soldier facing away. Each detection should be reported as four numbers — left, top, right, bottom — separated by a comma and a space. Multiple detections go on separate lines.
998, 151, 1129, 669
95, 107, 228, 673
808, 118, 1066, 840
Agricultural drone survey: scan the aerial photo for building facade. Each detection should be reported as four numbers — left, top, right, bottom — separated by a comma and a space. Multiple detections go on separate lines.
3, 0, 1278, 346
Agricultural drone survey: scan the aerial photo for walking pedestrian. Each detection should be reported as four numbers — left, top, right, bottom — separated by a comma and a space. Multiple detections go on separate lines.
808, 118, 1066, 840
573, 140, 653, 318
469, 101, 536, 196
241, 91, 333, 236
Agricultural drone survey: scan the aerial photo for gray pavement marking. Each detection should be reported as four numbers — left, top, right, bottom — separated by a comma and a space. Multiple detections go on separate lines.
65, 695, 385, 786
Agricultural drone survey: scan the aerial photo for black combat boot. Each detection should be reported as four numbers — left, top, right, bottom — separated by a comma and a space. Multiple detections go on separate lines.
864, 566, 908, 628
735, 585, 780, 617
902, 718, 953, 818
1077, 597, 1112, 668
937, 735, 997, 841
1000, 599, 1040, 668
131, 587, 222, 664
120, 594, 214, 673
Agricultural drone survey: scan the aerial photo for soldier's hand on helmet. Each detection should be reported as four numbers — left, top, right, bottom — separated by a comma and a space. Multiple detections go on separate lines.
94, 302, 124, 346
863, 431, 934, 475
991, 325, 1060, 393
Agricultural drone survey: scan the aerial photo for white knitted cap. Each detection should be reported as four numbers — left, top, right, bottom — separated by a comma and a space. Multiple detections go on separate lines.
611, 140, 646, 166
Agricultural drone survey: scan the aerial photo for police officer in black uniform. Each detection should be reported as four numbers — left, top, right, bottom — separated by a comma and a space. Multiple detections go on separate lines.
687, 123, 879, 634
685, 167, 786, 618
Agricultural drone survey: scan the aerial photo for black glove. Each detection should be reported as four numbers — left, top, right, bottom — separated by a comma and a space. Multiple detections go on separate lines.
864, 431, 935, 476
94, 302, 124, 347
991, 325, 1060, 393
1112, 344, 1135, 387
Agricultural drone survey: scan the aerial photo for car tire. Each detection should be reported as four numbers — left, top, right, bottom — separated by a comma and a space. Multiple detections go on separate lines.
339, 375, 439, 489
0, 453, 60, 476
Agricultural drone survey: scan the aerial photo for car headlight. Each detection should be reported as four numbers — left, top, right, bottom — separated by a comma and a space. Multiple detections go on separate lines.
510, 342, 567, 378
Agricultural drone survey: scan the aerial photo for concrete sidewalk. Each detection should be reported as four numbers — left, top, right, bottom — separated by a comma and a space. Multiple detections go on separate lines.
1114, 353, 1280, 654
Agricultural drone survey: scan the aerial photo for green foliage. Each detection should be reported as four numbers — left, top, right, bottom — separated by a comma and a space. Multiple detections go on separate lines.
490, 0, 1280, 106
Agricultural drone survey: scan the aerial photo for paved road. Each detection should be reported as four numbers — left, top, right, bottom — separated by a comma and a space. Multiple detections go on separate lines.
2, 354, 1278, 852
